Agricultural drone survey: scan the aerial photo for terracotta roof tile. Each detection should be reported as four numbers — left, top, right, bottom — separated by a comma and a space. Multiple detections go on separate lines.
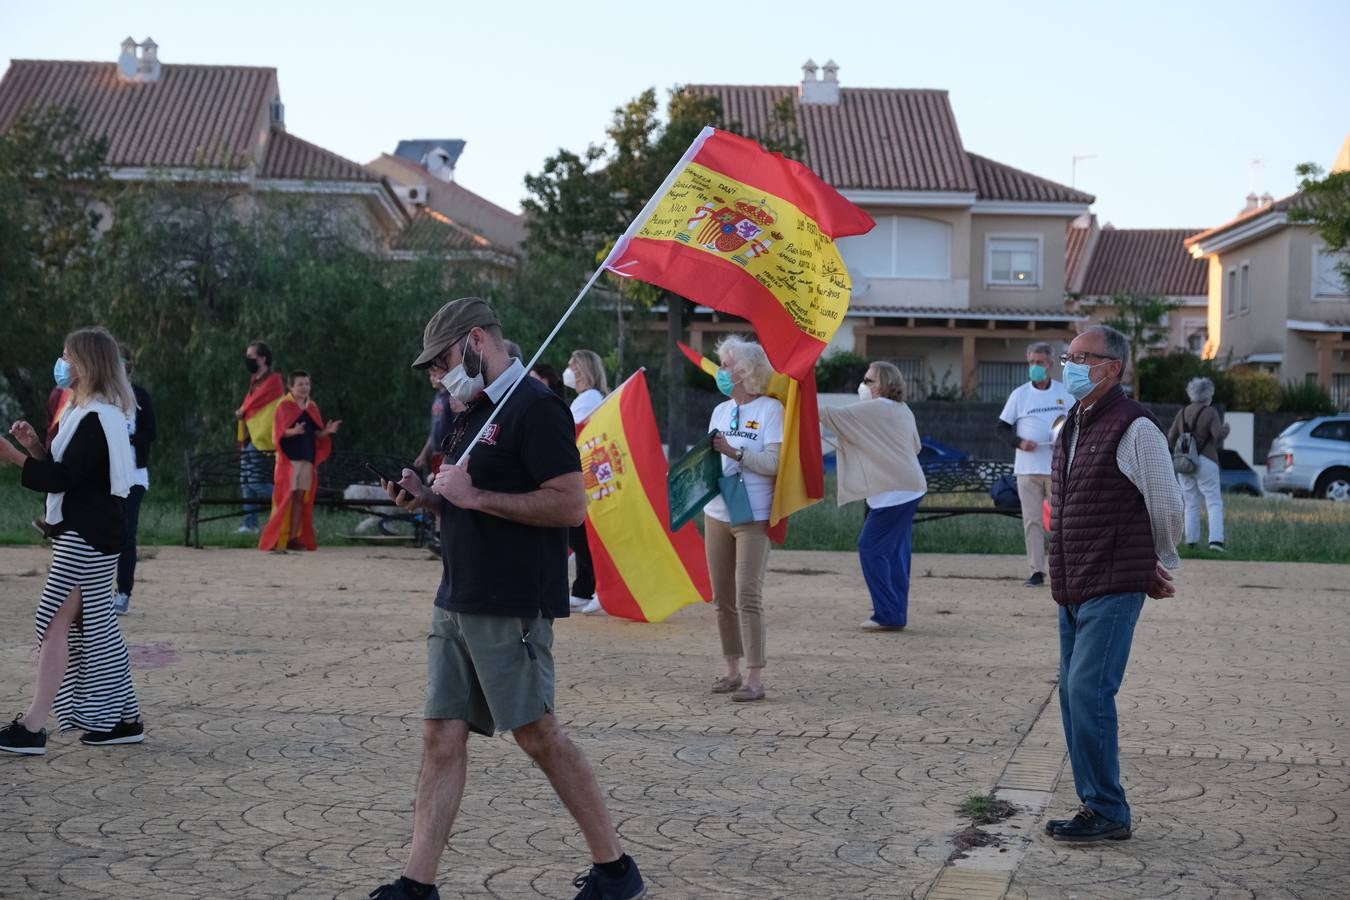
686, 84, 976, 192
0, 59, 276, 169
1080, 228, 1208, 297
968, 153, 1094, 204
1184, 191, 1310, 247
1066, 218, 1097, 292
392, 209, 495, 253
259, 130, 376, 182
368, 153, 526, 249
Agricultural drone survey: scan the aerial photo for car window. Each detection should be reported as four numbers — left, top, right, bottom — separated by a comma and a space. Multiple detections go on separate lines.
1276, 420, 1309, 439
1309, 420, 1350, 442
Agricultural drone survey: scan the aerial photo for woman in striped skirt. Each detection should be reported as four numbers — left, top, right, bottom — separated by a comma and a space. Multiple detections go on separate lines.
1, 327, 144, 756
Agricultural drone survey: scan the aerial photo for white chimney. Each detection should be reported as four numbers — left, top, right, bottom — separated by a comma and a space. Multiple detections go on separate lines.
1240, 192, 1260, 215
800, 57, 840, 105
1259, 192, 1274, 207
116, 37, 161, 83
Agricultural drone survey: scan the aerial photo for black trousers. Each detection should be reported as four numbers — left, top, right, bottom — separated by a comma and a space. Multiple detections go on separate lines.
117, 485, 146, 596
568, 524, 595, 599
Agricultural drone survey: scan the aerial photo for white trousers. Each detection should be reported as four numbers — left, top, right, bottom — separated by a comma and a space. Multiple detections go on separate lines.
1177, 455, 1224, 545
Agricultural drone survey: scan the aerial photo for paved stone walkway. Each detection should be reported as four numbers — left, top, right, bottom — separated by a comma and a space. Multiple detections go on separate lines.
0, 547, 1345, 898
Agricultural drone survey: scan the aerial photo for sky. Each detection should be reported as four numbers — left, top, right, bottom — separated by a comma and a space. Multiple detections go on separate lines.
1, 0, 1346, 229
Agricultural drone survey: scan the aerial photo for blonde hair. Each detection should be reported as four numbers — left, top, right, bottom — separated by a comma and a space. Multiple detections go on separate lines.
715, 335, 774, 396
869, 361, 907, 402
569, 349, 609, 395
66, 327, 135, 414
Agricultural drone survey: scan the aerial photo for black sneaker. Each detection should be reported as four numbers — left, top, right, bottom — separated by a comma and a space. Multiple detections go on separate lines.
1023, 571, 1045, 587
80, 719, 145, 746
1208, 542, 1225, 552
368, 880, 441, 900
1050, 806, 1131, 842
0, 716, 47, 755
572, 856, 646, 900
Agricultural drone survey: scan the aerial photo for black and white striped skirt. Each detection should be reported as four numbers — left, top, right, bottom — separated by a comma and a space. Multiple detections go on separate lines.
35, 532, 140, 732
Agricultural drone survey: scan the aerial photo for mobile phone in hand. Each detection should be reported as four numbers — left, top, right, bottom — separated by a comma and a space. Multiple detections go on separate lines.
363, 460, 406, 485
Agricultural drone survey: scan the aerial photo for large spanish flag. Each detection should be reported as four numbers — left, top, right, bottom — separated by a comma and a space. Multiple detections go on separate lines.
236, 372, 285, 451
579, 370, 712, 622
677, 342, 823, 543
610, 127, 874, 379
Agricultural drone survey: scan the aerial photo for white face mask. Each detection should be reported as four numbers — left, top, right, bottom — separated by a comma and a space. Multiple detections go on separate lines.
562, 366, 577, 390
438, 336, 485, 403
857, 382, 872, 401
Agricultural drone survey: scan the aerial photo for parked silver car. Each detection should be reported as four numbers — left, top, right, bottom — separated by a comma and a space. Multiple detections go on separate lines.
1264, 416, 1350, 501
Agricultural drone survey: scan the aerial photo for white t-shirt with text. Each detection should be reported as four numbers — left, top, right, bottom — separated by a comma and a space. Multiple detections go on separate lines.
998, 379, 1075, 475
703, 394, 785, 523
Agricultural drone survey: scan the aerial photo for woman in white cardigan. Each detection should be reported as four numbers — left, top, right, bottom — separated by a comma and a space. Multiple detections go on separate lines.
819, 361, 927, 630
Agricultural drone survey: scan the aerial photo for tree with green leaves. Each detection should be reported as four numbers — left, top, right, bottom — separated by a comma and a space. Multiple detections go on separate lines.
1289, 161, 1350, 294
1090, 292, 1182, 401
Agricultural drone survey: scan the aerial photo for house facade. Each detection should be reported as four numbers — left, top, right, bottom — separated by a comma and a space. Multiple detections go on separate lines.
1185, 149, 1350, 410
682, 61, 1094, 400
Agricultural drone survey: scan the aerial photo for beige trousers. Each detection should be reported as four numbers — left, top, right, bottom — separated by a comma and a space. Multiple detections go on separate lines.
704, 516, 771, 670
1017, 474, 1051, 576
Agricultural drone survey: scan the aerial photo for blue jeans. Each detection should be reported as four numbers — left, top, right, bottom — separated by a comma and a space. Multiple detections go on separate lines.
1058, 592, 1145, 826
240, 442, 273, 529
858, 498, 921, 627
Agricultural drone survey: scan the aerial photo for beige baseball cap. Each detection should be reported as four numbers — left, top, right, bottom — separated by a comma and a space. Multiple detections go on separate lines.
412, 297, 500, 369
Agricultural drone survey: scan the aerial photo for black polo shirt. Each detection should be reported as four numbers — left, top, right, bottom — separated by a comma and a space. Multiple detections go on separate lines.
435, 367, 581, 618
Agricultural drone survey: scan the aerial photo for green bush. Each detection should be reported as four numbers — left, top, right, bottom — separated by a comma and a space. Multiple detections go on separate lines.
1135, 351, 1233, 406
1228, 369, 1281, 412
1278, 380, 1337, 414
815, 350, 869, 393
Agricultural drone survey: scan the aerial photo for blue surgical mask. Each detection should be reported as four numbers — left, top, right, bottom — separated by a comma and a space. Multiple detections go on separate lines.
715, 369, 735, 397
1028, 364, 1048, 383
54, 357, 74, 388
1063, 361, 1101, 400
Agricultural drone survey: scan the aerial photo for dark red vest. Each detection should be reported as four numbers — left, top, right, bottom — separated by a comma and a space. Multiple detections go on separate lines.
1049, 386, 1158, 606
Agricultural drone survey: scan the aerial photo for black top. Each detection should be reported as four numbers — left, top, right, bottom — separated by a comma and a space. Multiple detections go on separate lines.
22, 413, 125, 554
279, 407, 320, 463
130, 383, 156, 470
429, 389, 453, 451
435, 375, 581, 618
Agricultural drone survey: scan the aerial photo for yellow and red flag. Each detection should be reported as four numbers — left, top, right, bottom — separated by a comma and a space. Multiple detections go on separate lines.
611, 127, 874, 379
677, 342, 823, 543
578, 370, 712, 622
236, 372, 285, 451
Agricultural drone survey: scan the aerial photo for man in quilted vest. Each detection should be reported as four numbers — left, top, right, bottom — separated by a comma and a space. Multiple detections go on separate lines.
1045, 325, 1183, 843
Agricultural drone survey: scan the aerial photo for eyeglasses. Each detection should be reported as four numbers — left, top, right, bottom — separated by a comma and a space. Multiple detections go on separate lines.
729, 406, 739, 432
1060, 351, 1118, 365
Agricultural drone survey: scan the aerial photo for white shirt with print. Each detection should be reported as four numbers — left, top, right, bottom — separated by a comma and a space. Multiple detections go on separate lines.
703, 394, 785, 523
998, 379, 1075, 476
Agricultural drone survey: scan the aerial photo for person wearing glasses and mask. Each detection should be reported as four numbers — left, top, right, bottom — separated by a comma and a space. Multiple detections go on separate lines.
819, 361, 927, 631
561, 350, 609, 615
704, 336, 783, 704
368, 298, 644, 900
997, 342, 1075, 588
1043, 324, 1182, 845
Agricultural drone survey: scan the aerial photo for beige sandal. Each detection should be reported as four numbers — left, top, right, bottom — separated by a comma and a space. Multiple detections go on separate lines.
710, 674, 743, 694
731, 683, 765, 702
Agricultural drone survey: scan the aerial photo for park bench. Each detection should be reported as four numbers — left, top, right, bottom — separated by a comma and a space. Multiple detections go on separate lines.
914, 458, 1022, 524
183, 450, 431, 548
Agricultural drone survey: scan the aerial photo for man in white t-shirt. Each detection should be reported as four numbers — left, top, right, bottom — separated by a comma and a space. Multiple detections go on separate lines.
997, 341, 1074, 587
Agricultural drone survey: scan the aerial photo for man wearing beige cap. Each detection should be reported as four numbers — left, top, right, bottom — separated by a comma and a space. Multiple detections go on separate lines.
369, 298, 645, 900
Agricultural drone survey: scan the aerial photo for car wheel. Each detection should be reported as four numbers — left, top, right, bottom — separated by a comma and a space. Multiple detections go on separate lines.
1315, 468, 1350, 502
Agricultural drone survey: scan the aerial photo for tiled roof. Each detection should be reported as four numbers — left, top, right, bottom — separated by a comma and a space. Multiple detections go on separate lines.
0, 59, 275, 169
368, 153, 526, 249
686, 84, 976, 192
1184, 192, 1310, 248
850, 305, 1083, 320
392, 209, 494, 253
968, 153, 1095, 204
260, 130, 377, 182
1080, 227, 1208, 297
1065, 217, 1097, 293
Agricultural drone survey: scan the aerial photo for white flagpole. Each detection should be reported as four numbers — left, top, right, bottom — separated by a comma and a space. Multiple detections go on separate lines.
454, 126, 715, 466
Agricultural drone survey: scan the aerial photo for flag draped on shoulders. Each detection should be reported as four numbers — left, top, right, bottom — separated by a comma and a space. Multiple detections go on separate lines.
677, 342, 822, 543
578, 370, 711, 622
610, 127, 875, 379
238, 372, 285, 450
258, 396, 331, 552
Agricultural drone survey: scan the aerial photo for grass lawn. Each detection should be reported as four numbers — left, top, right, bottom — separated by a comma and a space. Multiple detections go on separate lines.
2, 468, 1347, 563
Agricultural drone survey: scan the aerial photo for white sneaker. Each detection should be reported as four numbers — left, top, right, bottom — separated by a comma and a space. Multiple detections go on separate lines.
236, 524, 258, 534
569, 595, 591, 611
112, 592, 130, 616
581, 597, 605, 615
860, 618, 903, 631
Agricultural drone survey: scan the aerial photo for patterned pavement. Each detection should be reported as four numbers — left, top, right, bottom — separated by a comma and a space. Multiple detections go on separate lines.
0, 546, 1345, 899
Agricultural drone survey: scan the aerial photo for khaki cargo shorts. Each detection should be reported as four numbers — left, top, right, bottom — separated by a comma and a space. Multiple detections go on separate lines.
425, 608, 555, 735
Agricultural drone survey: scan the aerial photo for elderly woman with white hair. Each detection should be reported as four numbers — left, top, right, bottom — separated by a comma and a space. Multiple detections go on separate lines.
704, 336, 783, 703
1167, 377, 1231, 551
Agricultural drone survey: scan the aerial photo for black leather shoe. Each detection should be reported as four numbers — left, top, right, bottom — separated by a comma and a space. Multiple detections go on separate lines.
1050, 806, 1131, 842
1023, 571, 1045, 587
1043, 817, 1071, 835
